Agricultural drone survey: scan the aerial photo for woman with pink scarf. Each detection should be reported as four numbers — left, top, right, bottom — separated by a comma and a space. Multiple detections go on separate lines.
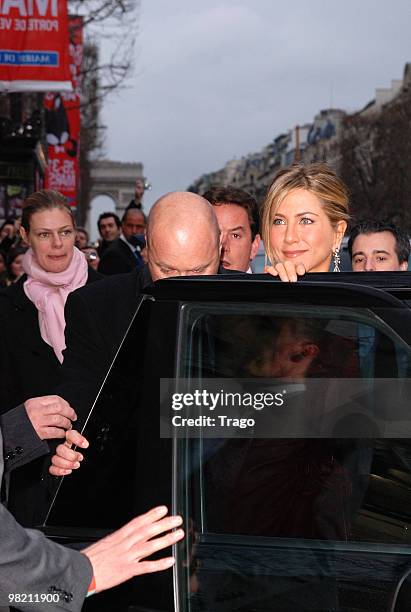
0, 189, 101, 526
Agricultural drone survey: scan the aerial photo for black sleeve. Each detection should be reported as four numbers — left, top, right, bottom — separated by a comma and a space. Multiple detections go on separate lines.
0, 405, 49, 473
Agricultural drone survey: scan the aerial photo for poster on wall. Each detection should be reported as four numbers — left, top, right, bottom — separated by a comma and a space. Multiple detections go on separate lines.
44, 16, 82, 208
0, 0, 72, 92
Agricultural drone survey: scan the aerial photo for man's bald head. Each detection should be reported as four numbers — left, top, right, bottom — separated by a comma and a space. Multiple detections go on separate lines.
146, 192, 221, 281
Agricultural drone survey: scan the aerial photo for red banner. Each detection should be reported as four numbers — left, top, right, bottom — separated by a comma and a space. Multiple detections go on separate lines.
0, 0, 72, 92
44, 16, 82, 207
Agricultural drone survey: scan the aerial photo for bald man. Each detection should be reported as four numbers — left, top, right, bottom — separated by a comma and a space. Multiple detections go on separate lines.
57, 192, 222, 419
146, 191, 220, 280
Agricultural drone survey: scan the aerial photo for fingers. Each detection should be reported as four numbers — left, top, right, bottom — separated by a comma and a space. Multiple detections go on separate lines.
82, 507, 185, 592
131, 514, 183, 547
113, 508, 183, 553
53, 443, 84, 465
40, 413, 73, 431
132, 528, 184, 562
48, 449, 82, 476
265, 262, 306, 282
282, 261, 299, 282
26, 395, 77, 421
49, 465, 74, 477
42, 427, 67, 440
119, 506, 169, 539
25, 396, 78, 440
136, 557, 176, 575
264, 265, 278, 277
41, 398, 77, 422
65, 429, 89, 448
37, 413, 73, 440
48, 431, 87, 476
295, 262, 306, 276
265, 262, 297, 283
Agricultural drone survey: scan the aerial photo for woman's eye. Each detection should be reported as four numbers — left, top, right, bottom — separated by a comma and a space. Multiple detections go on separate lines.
300, 217, 314, 224
272, 218, 285, 225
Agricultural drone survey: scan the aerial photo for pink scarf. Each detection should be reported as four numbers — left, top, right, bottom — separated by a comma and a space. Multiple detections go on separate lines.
23, 246, 88, 363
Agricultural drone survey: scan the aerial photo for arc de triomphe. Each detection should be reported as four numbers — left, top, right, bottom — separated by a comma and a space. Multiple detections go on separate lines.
88, 159, 144, 228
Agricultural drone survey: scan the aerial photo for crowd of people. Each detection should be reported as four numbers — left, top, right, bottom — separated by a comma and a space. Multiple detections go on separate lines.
0, 161, 410, 610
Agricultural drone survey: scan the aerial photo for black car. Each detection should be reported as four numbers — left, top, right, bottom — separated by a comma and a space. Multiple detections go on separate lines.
43, 272, 411, 612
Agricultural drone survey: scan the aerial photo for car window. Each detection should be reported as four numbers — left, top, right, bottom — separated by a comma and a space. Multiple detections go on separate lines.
174, 302, 411, 612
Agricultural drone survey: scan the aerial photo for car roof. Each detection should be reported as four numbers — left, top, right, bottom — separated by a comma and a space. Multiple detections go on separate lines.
144, 271, 411, 305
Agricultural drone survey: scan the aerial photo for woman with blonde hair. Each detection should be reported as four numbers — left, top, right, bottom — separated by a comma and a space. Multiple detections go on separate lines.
261, 163, 349, 281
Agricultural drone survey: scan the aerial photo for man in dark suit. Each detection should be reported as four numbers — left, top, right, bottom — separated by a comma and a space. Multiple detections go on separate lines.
0, 412, 183, 611
98, 208, 146, 275
59, 192, 222, 419
97, 212, 121, 257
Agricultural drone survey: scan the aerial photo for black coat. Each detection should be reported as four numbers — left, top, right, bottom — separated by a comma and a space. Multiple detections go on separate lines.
0, 269, 101, 415
98, 237, 143, 275
0, 269, 102, 527
59, 265, 151, 420
60, 265, 238, 423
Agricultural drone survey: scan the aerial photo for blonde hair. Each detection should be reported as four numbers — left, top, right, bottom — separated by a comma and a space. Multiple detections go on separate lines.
261, 163, 350, 265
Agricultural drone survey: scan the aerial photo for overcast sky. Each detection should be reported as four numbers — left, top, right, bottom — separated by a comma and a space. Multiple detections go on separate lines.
99, 0, 411, 212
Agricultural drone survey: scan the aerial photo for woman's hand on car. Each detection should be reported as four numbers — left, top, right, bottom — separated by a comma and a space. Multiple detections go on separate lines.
49, 428, 89, 476
265, 261, 306, 282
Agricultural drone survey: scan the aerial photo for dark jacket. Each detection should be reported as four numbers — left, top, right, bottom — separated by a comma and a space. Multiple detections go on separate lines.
60, 265, 237, 423
98, 237, 143, 275
0, 269, 101, 415
59, 265, 151, 420
0, 269, 102, 526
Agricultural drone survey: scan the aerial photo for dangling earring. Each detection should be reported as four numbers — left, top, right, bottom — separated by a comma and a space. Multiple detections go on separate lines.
333, 246, 341, 272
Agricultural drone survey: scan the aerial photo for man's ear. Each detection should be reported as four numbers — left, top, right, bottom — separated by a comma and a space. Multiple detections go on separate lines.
290, 342, 319, 363
302, 343, 319, 360
250, 234, 261, 261
400, 260, 408, 271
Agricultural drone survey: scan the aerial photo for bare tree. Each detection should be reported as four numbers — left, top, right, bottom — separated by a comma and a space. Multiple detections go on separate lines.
70, 0, 139, 98
71, 0, 140, 223
340, 86, 411, 229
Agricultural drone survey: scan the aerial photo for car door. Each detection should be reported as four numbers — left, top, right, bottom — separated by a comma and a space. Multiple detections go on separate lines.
43, 294, 181, 612
168, 279, 411, 612
43, 277, 411, 612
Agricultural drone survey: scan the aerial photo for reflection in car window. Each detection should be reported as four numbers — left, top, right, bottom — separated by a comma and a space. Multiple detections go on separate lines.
177, 304, 411, 612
